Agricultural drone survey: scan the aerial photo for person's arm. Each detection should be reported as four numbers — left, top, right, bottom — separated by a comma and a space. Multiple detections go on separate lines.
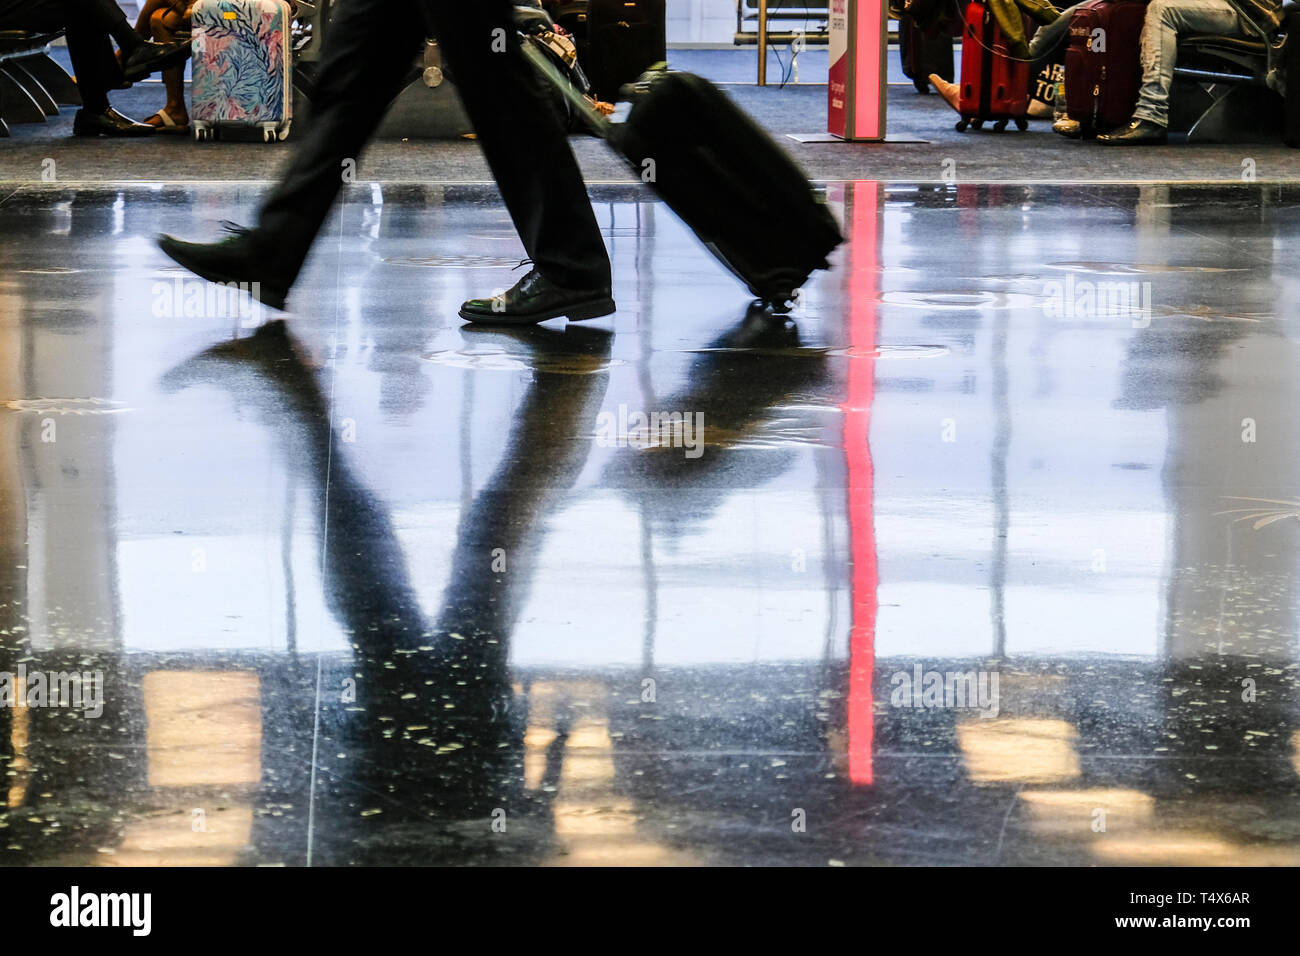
1229, 0, 1285, 33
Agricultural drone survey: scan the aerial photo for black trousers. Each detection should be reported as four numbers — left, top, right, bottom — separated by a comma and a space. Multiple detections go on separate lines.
258, 0, 610, 291
0, 0, 128, 113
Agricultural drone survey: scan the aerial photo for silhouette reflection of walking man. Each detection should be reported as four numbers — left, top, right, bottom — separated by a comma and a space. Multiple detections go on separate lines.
162, 319, 612, 862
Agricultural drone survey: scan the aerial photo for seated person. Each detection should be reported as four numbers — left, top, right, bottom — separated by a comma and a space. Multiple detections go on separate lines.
0, 0, 191, 136
1099, 0, 1284, 144
130, 0, 192, 132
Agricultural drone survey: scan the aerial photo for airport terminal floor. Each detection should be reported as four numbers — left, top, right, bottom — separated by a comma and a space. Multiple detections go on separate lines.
4, 53, 1300, 868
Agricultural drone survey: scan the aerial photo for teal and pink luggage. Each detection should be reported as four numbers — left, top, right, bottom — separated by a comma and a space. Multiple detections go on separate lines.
190, 0, 293, 142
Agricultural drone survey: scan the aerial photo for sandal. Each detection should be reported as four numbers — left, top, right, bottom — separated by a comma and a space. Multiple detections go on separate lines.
146, 108, 191, 133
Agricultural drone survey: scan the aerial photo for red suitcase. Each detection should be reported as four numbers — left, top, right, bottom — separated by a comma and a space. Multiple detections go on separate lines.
956, 0, 1030, 131
1064, 0, 1149, 136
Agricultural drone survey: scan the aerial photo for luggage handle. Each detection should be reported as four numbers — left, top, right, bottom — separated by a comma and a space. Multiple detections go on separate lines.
519, 37, 611, 139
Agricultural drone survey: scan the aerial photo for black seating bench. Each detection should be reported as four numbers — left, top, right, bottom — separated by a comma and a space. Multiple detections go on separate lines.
0, 30, 81, 138
1170, 1, 1296, 142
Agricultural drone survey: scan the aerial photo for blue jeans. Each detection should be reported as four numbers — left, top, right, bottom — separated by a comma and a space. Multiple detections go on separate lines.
1132, 0, 1247, 127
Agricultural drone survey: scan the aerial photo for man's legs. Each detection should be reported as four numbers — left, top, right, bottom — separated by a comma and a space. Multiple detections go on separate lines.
161, 0, 612, 320
428, 0, 610, 293
64, 13, 123, 114
256, 0, 420, 282
1132, 0, 1245, 127
0, 0, 186, 129
0, 0, 119, 115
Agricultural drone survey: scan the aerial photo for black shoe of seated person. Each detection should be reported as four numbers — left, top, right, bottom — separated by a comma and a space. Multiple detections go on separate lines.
121, 38, 193, 83
72, 107, 155, 137
1097, 118, 1168, 145
156, 223, 292, 312
459, 267, 615, 325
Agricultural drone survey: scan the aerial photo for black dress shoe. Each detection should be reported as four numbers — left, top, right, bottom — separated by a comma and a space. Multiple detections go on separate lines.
121, 38, 193, 83
157, 225, 292, 311
459, 268, 615, 325
72, 107, 155, 137
1097, 118, 1167, 145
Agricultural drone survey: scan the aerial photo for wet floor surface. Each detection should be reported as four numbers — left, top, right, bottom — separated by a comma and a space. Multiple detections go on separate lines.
2, 181, 1300, 865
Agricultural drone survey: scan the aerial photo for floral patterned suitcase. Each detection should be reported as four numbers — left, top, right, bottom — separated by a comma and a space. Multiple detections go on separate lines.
191, 0, 293, 141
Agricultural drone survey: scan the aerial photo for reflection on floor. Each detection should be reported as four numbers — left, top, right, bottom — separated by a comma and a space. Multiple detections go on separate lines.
2, 181, 1300, 866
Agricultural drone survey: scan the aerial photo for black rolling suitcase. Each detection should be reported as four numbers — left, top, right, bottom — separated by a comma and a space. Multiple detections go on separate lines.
522, 46, 842, 310
1285, 5, 1300, 146
898, 11, 955, 93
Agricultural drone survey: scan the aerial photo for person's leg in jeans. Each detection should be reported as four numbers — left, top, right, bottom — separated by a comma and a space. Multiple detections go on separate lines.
1133, 0, 1243, 126
1101, 0, 1243, 141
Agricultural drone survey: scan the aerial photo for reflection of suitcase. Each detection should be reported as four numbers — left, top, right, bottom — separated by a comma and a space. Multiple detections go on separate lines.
1064, 0, 1148, 136
522, 46, 842, 310
191, 0, 293, 142
956, 1, 1030, 132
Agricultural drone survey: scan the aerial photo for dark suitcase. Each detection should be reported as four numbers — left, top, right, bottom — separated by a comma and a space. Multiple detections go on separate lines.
584, 0, 666, 102
1064, 0, 1148, 136
956, 1, 1030, 132
899, 11, 955, 93
1284, 6, 1300, 146
521, 45, 842, 310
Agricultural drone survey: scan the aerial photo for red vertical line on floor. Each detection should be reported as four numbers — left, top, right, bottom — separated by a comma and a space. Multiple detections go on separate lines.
842, 179, 879, 786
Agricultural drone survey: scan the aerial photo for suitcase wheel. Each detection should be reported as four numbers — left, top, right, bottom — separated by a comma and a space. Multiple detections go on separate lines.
194, 126, 212, 142
1015, 117, 1028, 131
971, 119, 984, 130
956, 118, 969, 132
913, 78, 930, 94
993, 119, 1007, 132
262, 127, 276, 143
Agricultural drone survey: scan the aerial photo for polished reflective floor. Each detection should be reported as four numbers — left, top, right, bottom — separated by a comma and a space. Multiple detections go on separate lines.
3, 181, 1300, 865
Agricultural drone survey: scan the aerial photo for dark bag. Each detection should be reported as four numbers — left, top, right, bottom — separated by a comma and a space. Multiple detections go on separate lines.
583, 0, 666, 101
956, 0, 1031, 130
1064, 0, 1148, 135
899, 11, 956, 92
1284, 5, 1300, 145
520, 45, 842, 309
